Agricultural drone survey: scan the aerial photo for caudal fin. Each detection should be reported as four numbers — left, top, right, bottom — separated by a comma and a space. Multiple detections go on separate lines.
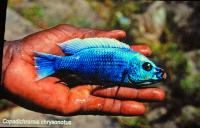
34, 51, 59, 80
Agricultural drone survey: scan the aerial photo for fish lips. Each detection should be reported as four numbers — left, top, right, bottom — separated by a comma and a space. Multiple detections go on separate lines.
155, 68, 167, 80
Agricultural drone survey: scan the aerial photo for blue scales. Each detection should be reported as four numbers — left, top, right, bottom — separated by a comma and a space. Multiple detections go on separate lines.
34, 38, 165, 86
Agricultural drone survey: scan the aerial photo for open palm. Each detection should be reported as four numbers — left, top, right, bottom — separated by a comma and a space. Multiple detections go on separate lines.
2, 25, 165, 116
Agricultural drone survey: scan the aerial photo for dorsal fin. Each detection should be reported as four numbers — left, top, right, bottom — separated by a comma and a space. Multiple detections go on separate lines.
58, 38, 131, 54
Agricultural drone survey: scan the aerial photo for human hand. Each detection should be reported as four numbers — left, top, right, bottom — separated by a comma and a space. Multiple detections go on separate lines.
1, 24, 165, 116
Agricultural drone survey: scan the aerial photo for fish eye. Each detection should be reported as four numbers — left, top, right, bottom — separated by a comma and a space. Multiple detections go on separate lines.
142, 62, 152, 71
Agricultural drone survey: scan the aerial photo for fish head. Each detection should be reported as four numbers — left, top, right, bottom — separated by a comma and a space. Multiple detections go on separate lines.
128, 53, 166, 85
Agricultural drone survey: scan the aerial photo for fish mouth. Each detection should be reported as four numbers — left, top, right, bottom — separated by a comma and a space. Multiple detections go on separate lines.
155, 68, 167, 80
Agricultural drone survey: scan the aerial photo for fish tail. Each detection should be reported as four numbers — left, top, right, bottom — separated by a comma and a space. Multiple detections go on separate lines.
34, 51, 60, 80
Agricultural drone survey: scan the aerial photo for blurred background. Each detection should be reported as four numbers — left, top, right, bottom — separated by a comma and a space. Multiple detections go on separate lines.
1, 0, 200, 128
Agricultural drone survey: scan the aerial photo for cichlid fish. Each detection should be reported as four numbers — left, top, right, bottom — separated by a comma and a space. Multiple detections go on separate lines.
34, 38, 166, 86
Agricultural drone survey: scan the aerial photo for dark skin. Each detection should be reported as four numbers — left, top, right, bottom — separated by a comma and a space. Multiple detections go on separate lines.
1, 24, 165, 116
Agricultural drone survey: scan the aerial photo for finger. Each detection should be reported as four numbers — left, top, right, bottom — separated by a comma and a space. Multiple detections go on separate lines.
54, 25, 126, 40
91, 30, 126, 39
83, 95, 145, 116
24, 24, 126, 44
93, 87, 165, 101
130, 45, 152, 56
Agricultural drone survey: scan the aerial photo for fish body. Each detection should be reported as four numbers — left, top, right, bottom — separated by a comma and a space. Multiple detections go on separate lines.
34, 38, 166, 85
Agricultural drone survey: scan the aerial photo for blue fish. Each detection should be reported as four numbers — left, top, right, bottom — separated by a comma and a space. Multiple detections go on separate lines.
34, 38, 166, 86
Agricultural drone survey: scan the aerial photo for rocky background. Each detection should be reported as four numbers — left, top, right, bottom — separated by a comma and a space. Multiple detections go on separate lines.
1, 1, 200, 128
